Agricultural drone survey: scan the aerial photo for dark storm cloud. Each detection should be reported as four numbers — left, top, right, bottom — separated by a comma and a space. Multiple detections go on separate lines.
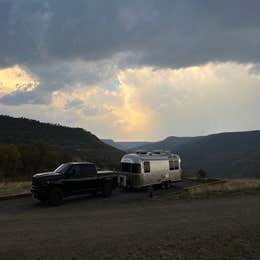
0, 0, 260, 68
1, 0, 260, 105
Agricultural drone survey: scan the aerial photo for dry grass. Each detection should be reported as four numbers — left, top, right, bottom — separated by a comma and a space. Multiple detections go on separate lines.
183, 179, 260, 199
1, 178, 260, 199
0, 181, 31, 197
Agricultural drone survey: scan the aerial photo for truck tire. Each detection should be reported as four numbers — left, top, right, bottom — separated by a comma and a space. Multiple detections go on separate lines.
49, 187, 63, 206
92, 190, 97, 197
103, 182, 112, 197
38, 197, 48, 204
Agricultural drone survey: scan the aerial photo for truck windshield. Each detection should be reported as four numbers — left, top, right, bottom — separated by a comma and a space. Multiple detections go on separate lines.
120, 163, 141, 173
54, 164, 71, 174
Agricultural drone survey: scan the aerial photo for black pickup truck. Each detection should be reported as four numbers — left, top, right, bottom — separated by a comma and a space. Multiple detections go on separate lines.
31, 162, 118, 205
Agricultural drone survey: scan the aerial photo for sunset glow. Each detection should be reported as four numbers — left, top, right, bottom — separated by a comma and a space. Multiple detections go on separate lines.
0, 66, 38, 97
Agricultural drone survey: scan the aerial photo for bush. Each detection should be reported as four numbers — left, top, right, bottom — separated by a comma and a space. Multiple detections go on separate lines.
0, 144, 21, 179
197, 169, 207, 179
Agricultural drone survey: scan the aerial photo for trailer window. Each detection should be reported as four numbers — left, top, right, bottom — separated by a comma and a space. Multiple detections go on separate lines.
120, 163, 141, 173
169, 160, 174, 170
121, 163, 131, 172
143, 161, 150, 173
132, 164, 141, 173
174, 161, 179, 170
169, 160, 179, 170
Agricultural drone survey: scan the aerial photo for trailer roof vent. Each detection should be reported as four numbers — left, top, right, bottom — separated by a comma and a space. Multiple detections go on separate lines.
162, 150, 172, 156
150, 150, 174, 156
152, 150, 164, 154
136, 150, 148, 155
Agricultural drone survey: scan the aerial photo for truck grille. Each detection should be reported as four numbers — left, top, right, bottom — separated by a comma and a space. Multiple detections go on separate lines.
32, 178, 41, 187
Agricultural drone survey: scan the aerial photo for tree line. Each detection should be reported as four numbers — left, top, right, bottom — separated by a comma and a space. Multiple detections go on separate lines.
0, 143, 71, 180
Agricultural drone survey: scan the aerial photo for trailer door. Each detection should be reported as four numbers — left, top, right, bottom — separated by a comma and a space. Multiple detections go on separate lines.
143, 161, 152, 185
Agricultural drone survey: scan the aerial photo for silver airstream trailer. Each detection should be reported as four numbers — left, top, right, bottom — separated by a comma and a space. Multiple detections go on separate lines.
118, 150, 182, 189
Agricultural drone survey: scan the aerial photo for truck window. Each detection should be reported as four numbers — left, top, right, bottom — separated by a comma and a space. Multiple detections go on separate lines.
67, 165, 81, 178
143, 161, 150, 173
54, 163, 71, 174
79, 164, 97, 177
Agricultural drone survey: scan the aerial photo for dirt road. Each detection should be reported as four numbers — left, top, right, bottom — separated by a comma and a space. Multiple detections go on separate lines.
0, 189, 259, 260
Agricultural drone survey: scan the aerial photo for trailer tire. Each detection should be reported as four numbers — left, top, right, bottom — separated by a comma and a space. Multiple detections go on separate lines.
165, 181, 170, 189
152, 184, 160, 190
49, 187, 63, 206
161, 181, 169, 189
120, 186, 126, 192
103, 182, 112, 197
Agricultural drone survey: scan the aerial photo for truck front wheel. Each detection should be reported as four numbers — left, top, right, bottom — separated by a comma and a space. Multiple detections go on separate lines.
38, 197, 48, 204
103, 182, 112, 197
49, 187, 63, 206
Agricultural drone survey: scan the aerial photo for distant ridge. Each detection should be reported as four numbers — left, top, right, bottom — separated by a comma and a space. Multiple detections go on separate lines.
117, 141, 151, 150
135, 131, 260, 178
102, 139, 151, 151
101, 139, 125, 151
133, 136, 202, 152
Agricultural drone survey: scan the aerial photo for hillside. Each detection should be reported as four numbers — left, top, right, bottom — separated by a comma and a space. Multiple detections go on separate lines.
117, 141, 151, 150
137, 131, 260, 178
0, 115, 124, 179
0, 115, 102, 147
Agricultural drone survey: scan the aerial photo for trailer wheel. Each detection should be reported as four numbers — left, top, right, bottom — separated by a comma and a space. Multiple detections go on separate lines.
119, 186, 126, 192
103, 182, 112, 197
152, 184, 160, 190
165, 181, 170, 189
161, 181, 169, 189
49, 187, 63, 206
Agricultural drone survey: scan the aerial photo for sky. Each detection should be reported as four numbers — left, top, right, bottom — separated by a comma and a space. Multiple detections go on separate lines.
0, 0, 260, 141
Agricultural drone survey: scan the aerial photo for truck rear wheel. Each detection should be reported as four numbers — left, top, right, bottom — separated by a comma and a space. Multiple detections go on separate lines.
49, 187, 63, 206
38, 197, 48, 204
103, 182, 112, 197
